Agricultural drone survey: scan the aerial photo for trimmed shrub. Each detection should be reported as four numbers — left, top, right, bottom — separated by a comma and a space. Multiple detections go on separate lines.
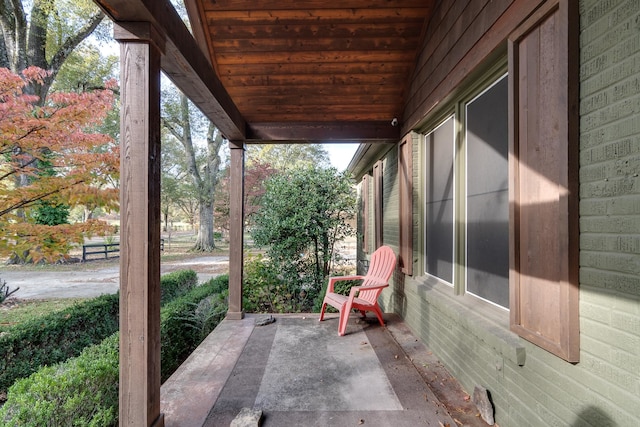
0, 333, 119, 427
0, 293, 119, 397
0, 274, 229, 426
0, 269, 199, 399
160, 269, 198, 304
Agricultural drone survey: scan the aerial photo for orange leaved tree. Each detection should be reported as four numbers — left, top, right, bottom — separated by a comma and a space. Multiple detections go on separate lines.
0, 67, 119, 263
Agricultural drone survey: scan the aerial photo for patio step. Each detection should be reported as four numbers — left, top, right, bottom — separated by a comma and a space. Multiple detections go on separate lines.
160, 316, 255, 427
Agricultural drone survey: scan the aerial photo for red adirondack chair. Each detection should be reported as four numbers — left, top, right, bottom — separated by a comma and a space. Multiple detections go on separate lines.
319, 245, 396, 336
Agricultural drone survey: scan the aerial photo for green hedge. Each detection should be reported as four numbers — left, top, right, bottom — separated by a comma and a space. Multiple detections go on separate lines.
0, 334, 119, 426
0, 293, 119, 398
0, 275, 229, 426
0, 269, 198, 399
160, 269, 198, 304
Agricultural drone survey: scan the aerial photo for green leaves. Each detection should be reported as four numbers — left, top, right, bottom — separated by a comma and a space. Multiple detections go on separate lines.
250, 166, 356, 310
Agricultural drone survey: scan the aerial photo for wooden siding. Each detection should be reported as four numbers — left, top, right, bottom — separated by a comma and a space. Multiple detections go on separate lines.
373, 160, 384, 248
403, 0, 541, 133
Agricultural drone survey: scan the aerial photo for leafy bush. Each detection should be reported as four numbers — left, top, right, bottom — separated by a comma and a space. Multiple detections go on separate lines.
0, 274, 229, 426
243, 255, 356, 313
0, 334, 119, 427
251, 166, 356, 310
0, 269, 199, 399
243, 254, 298, 313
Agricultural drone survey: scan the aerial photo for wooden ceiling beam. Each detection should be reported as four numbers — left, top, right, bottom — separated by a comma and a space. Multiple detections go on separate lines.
247, 121, 399, 143
94, 0, 246, 141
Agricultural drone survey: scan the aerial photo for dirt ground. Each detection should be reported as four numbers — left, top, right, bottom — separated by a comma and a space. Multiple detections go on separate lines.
0, 255, 229, 300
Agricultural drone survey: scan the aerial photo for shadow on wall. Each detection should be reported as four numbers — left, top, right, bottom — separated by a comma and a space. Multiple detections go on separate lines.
392, 263, 406, 316
572, 406, 615, 427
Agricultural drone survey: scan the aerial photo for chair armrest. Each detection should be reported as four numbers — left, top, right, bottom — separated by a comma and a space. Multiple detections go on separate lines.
327, 275, 364, 293
347, 282, 389, 297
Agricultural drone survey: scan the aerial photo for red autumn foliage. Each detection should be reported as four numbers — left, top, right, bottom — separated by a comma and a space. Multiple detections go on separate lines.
0, 67, 119, 263
214, 160, 276, 234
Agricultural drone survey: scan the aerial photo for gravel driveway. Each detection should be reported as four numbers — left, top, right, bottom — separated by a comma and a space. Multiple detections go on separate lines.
0, 256, 229, 300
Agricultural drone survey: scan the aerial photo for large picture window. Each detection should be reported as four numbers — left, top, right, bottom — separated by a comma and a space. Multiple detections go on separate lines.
424, 116, 455, 284
465, 74, 509, 309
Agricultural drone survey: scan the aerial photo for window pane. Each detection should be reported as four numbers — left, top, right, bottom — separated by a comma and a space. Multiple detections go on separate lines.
424, 116, 455, 283
465, 75, 509, 308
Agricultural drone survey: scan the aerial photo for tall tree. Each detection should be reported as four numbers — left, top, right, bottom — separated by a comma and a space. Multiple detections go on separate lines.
162, 88, 223, 251
0, 0, 106, 100
247, 144, 330, 172
160, 135, 186, 232
1, 0, 114, 229
0, 67, 118, 262
54, 43, 119, 221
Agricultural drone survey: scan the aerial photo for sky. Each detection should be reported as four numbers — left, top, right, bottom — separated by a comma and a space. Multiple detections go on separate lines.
323, 143, 360, 171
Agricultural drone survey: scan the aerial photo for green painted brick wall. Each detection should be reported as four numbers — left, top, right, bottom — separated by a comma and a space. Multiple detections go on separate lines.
371, 1, 640, 426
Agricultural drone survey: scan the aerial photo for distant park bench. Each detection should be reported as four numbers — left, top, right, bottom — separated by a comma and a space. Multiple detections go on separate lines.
82, 239, 164, 262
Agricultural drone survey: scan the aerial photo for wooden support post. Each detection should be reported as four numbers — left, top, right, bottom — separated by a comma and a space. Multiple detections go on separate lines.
227, 141, 245, 320
115, 22, 165, 427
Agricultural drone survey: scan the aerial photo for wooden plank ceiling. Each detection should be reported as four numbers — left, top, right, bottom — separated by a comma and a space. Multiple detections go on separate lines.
186, 0, 435, 142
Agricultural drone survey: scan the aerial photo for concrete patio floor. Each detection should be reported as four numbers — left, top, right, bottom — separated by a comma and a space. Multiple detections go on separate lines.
161, 313, 488, 427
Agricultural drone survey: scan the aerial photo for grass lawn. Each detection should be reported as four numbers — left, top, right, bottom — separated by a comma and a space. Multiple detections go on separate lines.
0, 298, 87, 332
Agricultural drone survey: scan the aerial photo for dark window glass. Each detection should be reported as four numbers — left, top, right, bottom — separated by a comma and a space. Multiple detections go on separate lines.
424, 116, 455, 283
465, 75, 509, 308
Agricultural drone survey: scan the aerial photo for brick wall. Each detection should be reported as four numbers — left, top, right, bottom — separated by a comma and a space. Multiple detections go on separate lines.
577, 0, 640, 423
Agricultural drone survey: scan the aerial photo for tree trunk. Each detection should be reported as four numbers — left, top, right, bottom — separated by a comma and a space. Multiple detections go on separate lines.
193, 123, 223, 251
162, 209, 169, 232
194, 199, 215, 251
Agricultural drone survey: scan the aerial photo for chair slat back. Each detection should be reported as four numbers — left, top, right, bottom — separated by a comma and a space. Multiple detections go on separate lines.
359, 246, 396, 303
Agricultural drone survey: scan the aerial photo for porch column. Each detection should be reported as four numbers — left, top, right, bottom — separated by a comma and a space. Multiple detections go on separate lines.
227, 141, 245, 319
115, 22, 165, 427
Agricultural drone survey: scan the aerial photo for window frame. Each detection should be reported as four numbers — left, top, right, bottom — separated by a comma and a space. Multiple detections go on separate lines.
463, 72, 510, 310
422, 114, 456, 286
361, 174, 370, 254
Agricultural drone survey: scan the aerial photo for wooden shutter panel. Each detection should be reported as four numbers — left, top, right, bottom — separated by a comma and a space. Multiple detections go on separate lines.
361, 174, 370, 254
399, 134, 413, 275
373, 161, 383, 249
508, 0, 579, 362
